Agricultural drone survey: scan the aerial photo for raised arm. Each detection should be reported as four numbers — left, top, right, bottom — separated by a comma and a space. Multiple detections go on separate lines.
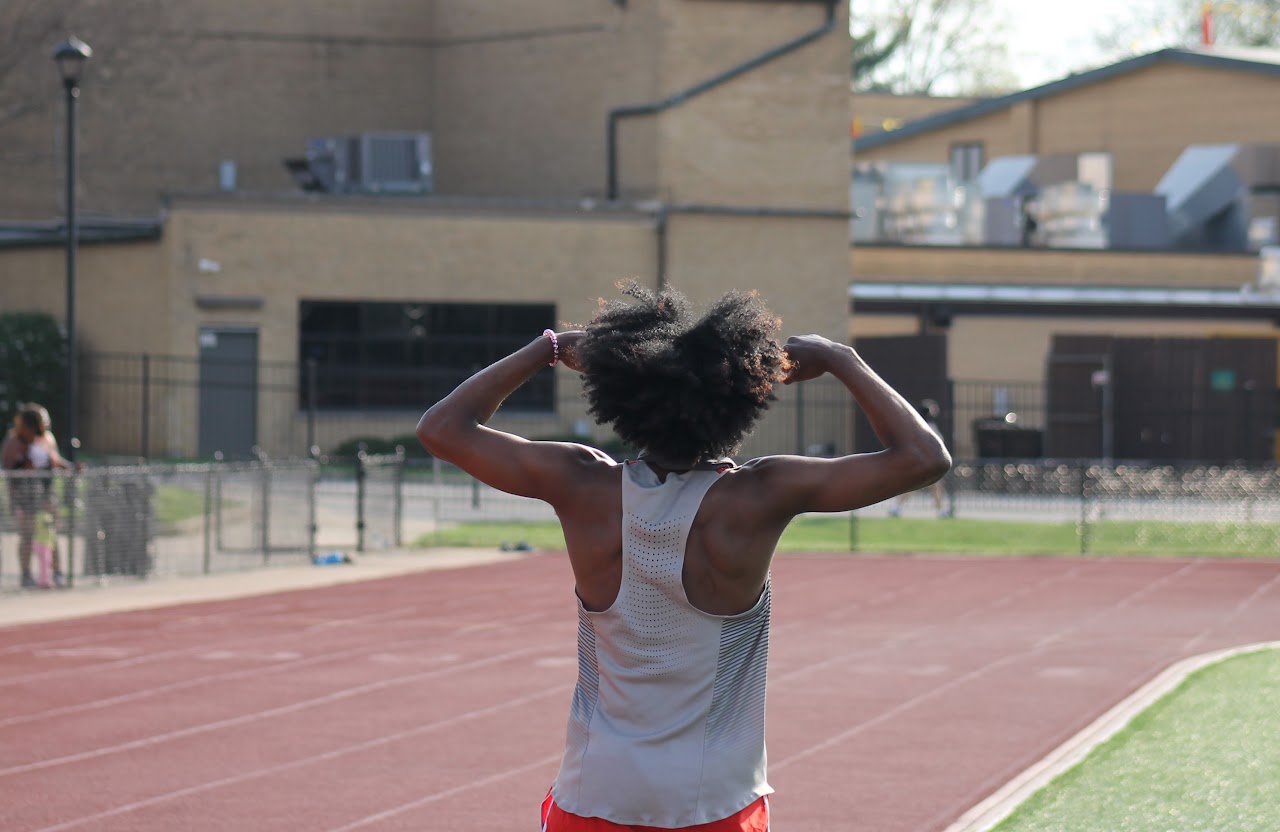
756, 335, 951, 516
415, 331, 609, 504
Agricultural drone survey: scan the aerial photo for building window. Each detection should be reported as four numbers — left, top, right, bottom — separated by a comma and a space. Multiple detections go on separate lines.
299, 300, 556, 411
950, 142, 984, 183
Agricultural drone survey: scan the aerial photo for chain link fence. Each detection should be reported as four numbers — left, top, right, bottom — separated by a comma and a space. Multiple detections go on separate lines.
0, 461, 322, 591
939, 461, 1280, 556
4, 452, 1278, 594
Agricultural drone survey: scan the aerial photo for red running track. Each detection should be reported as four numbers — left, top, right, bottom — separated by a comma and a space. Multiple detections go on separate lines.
2, 553, 1278, 832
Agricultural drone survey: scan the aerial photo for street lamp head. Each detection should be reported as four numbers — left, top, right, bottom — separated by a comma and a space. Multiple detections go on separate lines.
52, 36, 93, 88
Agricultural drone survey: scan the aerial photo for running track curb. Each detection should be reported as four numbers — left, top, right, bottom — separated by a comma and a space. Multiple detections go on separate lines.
942, 640, 1280, 832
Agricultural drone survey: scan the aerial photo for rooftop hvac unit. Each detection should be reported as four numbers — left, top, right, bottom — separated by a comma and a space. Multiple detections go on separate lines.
1259, 246, 1280, 293
289, 133, 433, 195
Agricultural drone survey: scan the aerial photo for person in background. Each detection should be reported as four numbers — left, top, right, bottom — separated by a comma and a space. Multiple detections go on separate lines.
889, 398, 950, 518
3, 403, 73, 587
417, 283, 951, 831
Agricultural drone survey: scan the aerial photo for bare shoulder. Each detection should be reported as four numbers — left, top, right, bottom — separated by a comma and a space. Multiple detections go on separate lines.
711, 455, 805, 503
549, 441, 624, 491
548, 443, 624, 521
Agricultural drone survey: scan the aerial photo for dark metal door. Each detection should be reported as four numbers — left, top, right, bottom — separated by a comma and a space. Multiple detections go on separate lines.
1046, 336, 1112, 459
1049, 334, 1277, 462
198, 329, 258, 458
851, 334, 950, 453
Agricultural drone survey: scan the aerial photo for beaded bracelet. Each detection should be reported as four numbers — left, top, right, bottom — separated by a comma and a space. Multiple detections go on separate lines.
542, 329, 559, 367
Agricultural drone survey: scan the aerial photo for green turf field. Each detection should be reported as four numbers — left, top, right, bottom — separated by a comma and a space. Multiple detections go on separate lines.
154, 485, 210, 525
992, 647, 1280, 832
416, 515, 1280, 558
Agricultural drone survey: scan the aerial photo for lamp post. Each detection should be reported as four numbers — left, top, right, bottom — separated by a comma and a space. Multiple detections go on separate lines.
53, 36, 92, 462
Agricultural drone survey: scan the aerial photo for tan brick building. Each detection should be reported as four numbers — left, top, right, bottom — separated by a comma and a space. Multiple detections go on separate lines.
849, 48, 1280, 460
0, 0, 853, 459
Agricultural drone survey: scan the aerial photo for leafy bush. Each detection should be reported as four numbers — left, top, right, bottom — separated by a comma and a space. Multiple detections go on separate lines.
0, 313, 67, 429
330, 433, 430, 459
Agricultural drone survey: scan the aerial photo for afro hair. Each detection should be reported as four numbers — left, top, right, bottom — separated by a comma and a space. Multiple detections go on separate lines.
576, 281, 786, 462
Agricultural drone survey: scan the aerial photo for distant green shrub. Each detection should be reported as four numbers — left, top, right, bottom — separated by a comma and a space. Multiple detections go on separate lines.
0, 312, 67, 429
330, 433, 431, 459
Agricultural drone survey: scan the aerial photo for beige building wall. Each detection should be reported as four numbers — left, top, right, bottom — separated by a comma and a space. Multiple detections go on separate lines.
4, 0, 853, 217
0, 242, 171, 355
1, 0, 437, 218
428, 1, 662, 200
1, 0, 856, 459
852, 245, 1260, 289
655, 0, 850, 210
162, 198, 657, 456
855, 61, 1280, 192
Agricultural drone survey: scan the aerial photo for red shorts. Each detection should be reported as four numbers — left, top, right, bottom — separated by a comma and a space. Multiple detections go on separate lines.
540, 789, 769, 831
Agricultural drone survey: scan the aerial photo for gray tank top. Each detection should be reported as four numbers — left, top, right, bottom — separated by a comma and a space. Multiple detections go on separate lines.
552, 460, 773, 827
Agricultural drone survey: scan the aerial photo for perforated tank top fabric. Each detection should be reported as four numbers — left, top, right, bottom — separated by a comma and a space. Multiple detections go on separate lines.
552, 461, 773, 828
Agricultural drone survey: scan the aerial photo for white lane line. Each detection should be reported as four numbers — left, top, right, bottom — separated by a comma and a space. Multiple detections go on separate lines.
3, 610, 549, 729
926, 561, 1277, 831
772, 560, 1200, 771
29, 685, 568, 832
0, 634, 437, 729
770, 561, 1087, 686
0, 646, 545, 778
324, 754, 563, 832
0, 605, 427, 689
0, 628, 161, 657
1181, 568, 1280, 654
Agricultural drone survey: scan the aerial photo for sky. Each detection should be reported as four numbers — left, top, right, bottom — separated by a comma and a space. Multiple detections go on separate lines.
854, 0, 1187, 92
1001, 0, 1170, 87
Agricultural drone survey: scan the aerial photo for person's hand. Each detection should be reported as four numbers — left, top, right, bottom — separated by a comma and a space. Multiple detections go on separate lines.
556, 330, 587, 373
782, 334, 842, 385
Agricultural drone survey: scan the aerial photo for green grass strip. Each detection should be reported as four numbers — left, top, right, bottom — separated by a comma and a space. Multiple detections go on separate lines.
993, 647, 1280, 832
153, 485, 211, 526
417, 516, 1280, 558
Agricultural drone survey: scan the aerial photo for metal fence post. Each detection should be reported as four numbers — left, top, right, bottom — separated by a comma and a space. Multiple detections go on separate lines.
306, 358, 318, 458
65, 468, 79, 587
203, 465, 213, 574
356, 448, 367, 553
308, 460, 318, 559
259, 460, 271, 563
140, 353, 151, 460
1078, 463, 1091, 555
848, 511, 858, 553
393, 446, 406, 548
214, 460, 224, 553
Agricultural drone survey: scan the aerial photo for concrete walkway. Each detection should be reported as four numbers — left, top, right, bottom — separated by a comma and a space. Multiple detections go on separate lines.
0, 547, 521, 629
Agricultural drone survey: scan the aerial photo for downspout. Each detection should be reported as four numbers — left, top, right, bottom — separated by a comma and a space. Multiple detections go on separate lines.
607, 0, 838, 201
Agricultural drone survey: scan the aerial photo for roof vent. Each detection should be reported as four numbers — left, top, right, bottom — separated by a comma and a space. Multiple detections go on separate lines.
285, 133, 433, 195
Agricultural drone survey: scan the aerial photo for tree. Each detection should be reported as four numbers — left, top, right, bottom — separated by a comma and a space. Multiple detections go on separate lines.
1096, 0, 1280, 59
850, 0, 1019, 96
0, 312, 67, 431
852, 17, 913, 87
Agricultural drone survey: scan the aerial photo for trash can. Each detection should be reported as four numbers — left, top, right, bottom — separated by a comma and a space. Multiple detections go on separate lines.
83, 475, 154, 577
972, 416, 1043, 459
